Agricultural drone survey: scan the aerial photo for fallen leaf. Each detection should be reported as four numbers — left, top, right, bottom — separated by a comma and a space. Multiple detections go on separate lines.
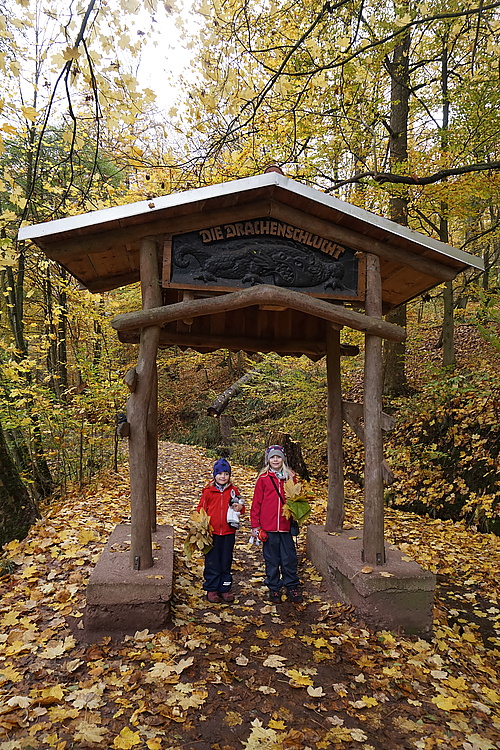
113, 726, 141, 748
307, 685, 325, 697
74, 721, 108, 743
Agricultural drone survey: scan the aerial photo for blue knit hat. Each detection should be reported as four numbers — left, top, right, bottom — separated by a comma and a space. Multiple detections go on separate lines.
213, 458, 231, 477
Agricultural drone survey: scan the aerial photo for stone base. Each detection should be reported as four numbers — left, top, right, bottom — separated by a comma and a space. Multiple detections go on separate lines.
306, 525, 436, 635
84, 524, 174, 633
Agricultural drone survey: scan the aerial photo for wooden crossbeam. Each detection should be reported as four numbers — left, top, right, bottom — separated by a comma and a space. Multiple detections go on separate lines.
111, 284, 406, 342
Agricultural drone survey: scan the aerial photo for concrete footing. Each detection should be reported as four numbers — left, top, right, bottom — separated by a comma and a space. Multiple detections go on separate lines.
84, 524, 174, 633
306, 525, 436, 634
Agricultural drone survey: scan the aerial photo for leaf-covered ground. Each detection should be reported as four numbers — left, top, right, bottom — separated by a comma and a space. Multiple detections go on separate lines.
1, 442, 500, 750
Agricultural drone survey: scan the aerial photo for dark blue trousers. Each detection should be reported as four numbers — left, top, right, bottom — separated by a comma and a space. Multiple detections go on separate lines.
262, 532, 299, 592
203, 533, 235, 593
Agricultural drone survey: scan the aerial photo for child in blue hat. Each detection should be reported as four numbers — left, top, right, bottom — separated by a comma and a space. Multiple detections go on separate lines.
196, 458, 245, 603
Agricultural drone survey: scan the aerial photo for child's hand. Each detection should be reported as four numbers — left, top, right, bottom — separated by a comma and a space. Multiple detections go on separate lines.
250, 527, 259, 536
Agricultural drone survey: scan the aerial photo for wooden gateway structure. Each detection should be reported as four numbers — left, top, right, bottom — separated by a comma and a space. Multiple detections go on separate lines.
19, 171, 483, 631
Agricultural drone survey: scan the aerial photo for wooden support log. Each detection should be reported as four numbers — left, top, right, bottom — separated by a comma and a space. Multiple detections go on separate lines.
325, 326, 345, 531
111, 284, 407, 342
363, 254, 386, 565
342, 401, 395, 433
342, 401, 396, 485
127, 237, 162, 570
207, 371, 258, 417
124, 367, 138, 393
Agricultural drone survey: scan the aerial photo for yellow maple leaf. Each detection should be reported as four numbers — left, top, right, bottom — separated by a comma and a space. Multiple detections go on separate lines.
287, 669, 313, 687
268, 719, 286, 730
313, 638, 329, 649
446, 676, 468, 691
431, 694, 463, 711
40, 685, 64, 701
255, 629, 270, 639
20, 105, 38, 122
74, 722, 108, 743
361, 695, 378, 707
284, 478, 302, 498
113, 727, 141, 749
224, 711, 243, 726
0, 666, 22, 684
1, 611, 20, 627
78, 529, 96, 544
62, 46, 80, 61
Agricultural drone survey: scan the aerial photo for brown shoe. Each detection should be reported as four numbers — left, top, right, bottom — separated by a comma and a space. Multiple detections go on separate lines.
207, 591, 221, 603
287, 588, 303, 603
220, 591, 235, 603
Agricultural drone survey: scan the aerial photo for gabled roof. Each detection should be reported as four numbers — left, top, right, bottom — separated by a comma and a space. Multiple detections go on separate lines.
18, 172, 483, 311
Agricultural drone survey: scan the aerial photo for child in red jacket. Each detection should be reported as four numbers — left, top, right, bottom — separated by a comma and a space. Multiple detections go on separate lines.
250, 445, 302, 604
197, 458, 244, 603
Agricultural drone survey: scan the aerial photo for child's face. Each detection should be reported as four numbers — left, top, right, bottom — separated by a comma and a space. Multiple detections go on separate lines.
269, 455, 283, 471
215, 471, 230, 485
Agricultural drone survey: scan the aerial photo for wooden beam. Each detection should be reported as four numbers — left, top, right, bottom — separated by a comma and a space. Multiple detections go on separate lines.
117, 330, 360, 358
112, 284, 407, 342
269, 201, 458, 282
362, 254, 386, 565
342, 402, 396, 485
342, 401, 395, 432
127, 237, 162, 570
325, 326, 345, 531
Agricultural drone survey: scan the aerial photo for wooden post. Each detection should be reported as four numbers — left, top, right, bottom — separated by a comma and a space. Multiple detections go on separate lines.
127, 237, 162, 569
325, 325, 345, 531
148, 373, 158, 533
363, 254, 385, 565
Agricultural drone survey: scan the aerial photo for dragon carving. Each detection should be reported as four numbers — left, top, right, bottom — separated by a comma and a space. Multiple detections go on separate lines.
173, 238, 346, 291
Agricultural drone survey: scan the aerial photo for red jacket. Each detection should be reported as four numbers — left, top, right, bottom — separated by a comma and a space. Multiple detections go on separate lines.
197, 482, 245, 536
251, 471, 295, 532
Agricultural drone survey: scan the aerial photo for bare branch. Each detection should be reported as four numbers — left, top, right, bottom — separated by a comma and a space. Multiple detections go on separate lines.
325, 161, 500, 190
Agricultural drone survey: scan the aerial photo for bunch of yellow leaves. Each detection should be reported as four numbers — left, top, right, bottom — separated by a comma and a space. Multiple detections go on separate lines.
183, 508, 214, 561
282, 478, 312, 526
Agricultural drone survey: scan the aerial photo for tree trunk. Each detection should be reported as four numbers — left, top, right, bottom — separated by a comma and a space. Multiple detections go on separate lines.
383, 305, 407, 395
207, 370, 257, 417
0, 422, 39, 547
440, 45, 456, 368
383, 16, 410, 395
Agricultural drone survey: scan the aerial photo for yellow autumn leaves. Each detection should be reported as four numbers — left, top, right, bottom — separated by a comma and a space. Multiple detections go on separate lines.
282, 477, 312, 526
183, 507, 213, 560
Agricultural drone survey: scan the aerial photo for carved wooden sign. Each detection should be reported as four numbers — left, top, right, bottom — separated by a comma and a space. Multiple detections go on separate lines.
162, 217, 364, 300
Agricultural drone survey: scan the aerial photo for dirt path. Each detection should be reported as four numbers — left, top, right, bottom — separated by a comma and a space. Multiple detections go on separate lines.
1, 442, 499, 750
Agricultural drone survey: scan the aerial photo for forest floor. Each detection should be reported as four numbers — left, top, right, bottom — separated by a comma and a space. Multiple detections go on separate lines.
1, 442, 500, 750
